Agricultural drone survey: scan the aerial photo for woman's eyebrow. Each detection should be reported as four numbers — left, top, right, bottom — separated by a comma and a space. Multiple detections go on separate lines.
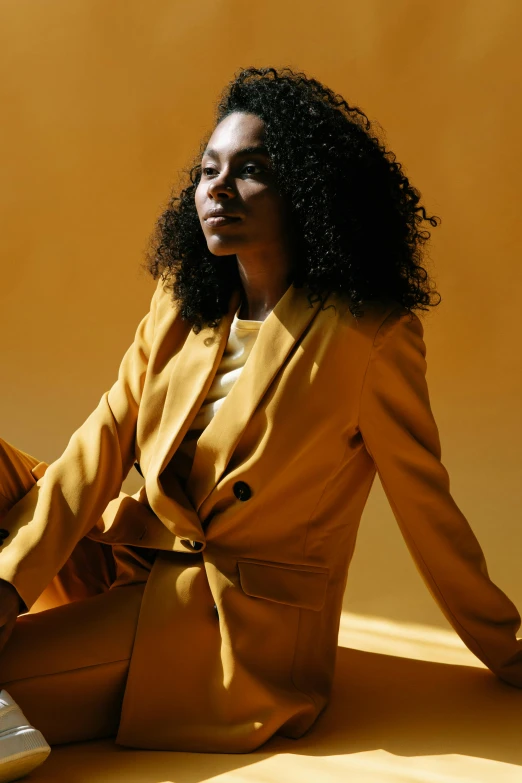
202, 145, 270, 159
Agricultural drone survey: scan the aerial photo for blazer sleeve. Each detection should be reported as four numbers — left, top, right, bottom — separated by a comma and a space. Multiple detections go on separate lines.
358, 306, 522, 687
0, 279, 162, 610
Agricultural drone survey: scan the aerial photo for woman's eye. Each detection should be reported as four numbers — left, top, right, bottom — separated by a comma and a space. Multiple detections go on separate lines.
243, 164, 262, 175
201, 163, 264, 177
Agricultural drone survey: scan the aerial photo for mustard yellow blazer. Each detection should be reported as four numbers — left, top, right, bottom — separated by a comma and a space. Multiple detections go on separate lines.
1, 279, 521, 752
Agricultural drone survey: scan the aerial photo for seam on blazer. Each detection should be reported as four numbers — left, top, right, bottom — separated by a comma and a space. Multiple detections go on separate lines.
2, 657, 130, 687
300, 430, 362, 561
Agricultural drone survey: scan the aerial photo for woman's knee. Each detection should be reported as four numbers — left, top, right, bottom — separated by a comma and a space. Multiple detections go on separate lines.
0, 584, 145, 744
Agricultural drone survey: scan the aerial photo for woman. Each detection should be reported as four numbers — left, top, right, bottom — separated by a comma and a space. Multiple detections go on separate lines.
0, 66, 521, 781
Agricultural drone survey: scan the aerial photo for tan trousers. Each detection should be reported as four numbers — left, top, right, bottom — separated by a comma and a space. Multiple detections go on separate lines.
0, 438, 153, 745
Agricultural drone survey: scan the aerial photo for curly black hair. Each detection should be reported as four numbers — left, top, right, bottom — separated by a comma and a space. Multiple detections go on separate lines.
145, 66, 441, 333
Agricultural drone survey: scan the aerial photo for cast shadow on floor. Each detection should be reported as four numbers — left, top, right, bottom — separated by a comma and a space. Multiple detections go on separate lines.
30, 646, 522, 783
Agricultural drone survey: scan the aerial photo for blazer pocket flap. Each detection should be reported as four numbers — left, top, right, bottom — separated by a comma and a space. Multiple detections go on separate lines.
238, 560, 329, 612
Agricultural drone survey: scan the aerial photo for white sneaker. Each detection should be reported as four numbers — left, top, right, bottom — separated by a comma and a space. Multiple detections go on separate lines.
0, 691, 50, 782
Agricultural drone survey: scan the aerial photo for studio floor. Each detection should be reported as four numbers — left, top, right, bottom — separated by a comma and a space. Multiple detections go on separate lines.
26, 614, 522, 783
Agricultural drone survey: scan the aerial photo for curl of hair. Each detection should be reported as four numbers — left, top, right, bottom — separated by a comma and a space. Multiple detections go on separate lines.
145, 66, 441, 333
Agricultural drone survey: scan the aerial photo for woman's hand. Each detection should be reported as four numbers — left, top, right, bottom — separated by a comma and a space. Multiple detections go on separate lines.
0, 579, 21, 654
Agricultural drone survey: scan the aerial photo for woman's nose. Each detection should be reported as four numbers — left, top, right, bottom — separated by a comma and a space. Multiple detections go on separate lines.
207, 173, 235, 199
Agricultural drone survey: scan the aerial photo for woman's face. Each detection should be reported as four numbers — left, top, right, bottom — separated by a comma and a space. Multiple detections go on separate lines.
195, 111, 291, 257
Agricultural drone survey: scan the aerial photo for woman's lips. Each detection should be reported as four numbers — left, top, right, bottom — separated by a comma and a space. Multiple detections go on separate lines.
205, 216, 241, 227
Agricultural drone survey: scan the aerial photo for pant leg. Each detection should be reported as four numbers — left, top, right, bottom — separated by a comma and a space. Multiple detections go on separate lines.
0, 582, 145, 744
0, 437, 152, 743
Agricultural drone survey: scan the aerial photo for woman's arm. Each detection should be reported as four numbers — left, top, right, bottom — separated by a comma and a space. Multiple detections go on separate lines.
358, 307, 522, 687
0, 279, 163, 610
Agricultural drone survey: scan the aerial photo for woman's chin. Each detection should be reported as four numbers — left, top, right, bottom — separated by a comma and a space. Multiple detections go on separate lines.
207, 238, 242, 256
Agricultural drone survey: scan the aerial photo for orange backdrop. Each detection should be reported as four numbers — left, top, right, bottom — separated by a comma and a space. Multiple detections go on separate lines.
1, 0, 521, 631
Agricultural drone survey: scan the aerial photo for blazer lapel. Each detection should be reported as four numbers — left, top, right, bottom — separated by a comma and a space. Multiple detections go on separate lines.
146, 287, 241, 540
186, 283, 322, 515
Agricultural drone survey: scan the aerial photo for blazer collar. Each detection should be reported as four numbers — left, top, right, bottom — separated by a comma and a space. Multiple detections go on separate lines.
147, 281, 322, 534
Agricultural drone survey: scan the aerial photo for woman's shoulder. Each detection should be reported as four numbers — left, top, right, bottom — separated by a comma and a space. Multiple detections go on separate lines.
151, 277, 182, 321
325, 293, 403, 335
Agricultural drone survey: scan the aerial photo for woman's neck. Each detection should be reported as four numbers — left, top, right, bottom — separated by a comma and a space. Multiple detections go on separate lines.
235, 250, 293, 321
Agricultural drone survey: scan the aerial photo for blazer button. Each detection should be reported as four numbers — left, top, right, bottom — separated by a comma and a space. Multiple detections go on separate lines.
180, 539, 204, 552
0, 529, 9, 541
233, 481, 252, 501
